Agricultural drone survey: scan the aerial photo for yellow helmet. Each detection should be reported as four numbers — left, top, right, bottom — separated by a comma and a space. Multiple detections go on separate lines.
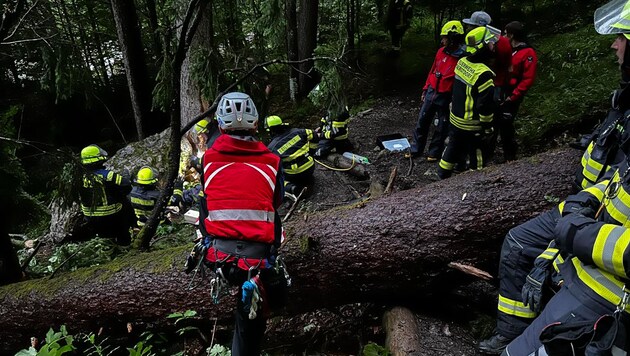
80, 145, 108, 165
594, 0, 630, 40
441, 20, 464, 36
135, 166, 158, 185
195, 119, 209, 134
465, 26, 498, 54
265, 115, 288, 131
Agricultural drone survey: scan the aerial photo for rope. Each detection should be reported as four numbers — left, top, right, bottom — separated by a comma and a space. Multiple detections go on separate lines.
314, 155, 356, 171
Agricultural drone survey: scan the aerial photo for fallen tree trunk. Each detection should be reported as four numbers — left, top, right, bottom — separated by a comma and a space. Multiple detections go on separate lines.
0, 148, 580, 352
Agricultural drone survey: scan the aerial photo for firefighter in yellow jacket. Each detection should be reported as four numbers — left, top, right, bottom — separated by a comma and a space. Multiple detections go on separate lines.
437, 26, 497, 179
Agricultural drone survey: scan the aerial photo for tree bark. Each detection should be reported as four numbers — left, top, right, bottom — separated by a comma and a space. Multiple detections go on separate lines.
180, 2, 215, 128
110, 0, 153, 140
296, 0, 319, 98
383, 307, 423, 356
285, 0, 299, 101
0, 148, 580, 352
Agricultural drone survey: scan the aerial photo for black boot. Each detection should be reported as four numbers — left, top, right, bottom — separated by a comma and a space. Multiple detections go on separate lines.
478, 333, 512, 354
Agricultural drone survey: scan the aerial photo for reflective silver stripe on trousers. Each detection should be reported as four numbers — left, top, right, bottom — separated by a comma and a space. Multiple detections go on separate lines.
207, 209, 274, 222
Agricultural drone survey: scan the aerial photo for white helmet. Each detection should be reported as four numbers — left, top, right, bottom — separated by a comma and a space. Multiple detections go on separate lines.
216, 92, 259, 131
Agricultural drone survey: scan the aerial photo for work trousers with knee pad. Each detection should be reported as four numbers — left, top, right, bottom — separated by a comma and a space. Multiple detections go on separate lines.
497, 208, 561, 339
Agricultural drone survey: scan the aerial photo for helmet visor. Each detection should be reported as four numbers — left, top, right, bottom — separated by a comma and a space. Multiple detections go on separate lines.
595, 0, 630, 35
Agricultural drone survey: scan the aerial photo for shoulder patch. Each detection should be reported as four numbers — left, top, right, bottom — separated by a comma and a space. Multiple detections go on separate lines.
527, 56, 533, 62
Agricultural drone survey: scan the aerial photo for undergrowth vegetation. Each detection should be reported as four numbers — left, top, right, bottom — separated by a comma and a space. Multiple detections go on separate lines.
515, 26, 619, 152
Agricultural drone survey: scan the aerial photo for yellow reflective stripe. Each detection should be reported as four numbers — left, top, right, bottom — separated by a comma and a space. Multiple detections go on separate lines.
592, 225, 630, 277
553, 254, 564, 272
465, 85, 473, 120
439, 159, 455, 170
286, 158, 314, 175
539, 248, 559, 260
332, 121, 348, 128
558, 201, 565, 214
583, 180, 607, 201
81, 203, 122, 216
478, 78, 493, 92
284, 143, 310, 162
479, 113, 493, 123
277, 135, 302, 155
450, 112, 481, 131
497, 294, 537, 318
603, 177, 630, 226
572, 258, 630, 312
474, 148, 483, 170
306, 129, 314, 141
130, 197, 154, 206
581, 144, 605, 182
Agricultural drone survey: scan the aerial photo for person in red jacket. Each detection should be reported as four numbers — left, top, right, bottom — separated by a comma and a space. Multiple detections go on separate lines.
497, 21, 538, 162
199, 92, 288, 356
410, 20, 466, 160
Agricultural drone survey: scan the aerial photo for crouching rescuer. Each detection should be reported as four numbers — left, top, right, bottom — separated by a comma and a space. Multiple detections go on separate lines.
193, 92, 289, 356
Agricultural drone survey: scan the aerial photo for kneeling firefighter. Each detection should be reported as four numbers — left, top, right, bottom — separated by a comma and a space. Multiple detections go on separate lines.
265, 115, 319, 196
196, 92, 289, 356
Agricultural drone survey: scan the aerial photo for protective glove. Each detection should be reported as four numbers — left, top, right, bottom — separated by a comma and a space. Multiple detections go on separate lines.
521, 241, 559, 313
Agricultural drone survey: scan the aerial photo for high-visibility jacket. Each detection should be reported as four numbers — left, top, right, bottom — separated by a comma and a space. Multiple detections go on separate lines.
79, 168, 131, 217
449, 57, 495, 131
201, 134, 282, 244
575, 108, 630, 190
507, 43, 537, 102
555, 213, 630, 314
129, 185, 161, 226
321, 114, 349, 141
268, 128, 316, 176
423, 46, 462, 94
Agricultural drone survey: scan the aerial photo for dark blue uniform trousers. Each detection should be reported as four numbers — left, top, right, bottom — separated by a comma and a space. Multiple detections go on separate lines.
497, 208, 560, 339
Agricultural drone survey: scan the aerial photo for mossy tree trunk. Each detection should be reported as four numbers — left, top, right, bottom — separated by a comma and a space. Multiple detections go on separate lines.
0, 148, 580, 353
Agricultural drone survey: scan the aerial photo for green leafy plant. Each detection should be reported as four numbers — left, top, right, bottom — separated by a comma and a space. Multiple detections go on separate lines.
15, 326, 75, 356
362, 341, 390, 356
207, 344, 231, 356
167, 310, 202, 337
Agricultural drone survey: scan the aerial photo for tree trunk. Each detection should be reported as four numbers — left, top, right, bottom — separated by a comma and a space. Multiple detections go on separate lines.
0, 148, 580, 352
180, 3, 215, 128
383, 307, 423, 356
285, 0, 299, 101
297, 0, 319, 98
110, 0, 153, 140
144, 0, 163, 62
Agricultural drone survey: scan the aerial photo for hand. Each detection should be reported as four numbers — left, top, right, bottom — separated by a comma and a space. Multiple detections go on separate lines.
421, 90, 426, 102
521, 265, 549, 313
521, 242, 558, 313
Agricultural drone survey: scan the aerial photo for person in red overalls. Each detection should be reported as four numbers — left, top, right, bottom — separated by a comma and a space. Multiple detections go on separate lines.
199, 92, 288, 356
410, 20, 466, 161
497, 21, 538, 162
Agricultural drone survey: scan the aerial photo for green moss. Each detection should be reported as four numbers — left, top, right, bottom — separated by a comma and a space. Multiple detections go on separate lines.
0, 245, 191, 300
298, 236, 311, 254
517, 26, 618, 152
